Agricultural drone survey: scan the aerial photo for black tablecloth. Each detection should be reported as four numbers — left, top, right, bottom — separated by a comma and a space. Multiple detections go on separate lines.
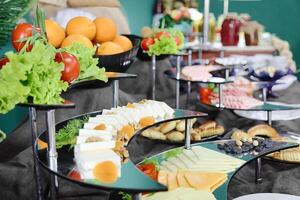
0, 59, 299, 200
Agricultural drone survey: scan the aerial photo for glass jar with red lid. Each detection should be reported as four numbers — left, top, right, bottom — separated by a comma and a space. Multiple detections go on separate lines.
221, 13, 241, 46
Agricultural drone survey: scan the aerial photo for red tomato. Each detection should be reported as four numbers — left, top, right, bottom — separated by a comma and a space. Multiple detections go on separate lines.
141, 38, 154, 51
155, 31, 171, 40
0, 57, 9, 69
55, 52, 80, 84
137, 164, 158, 180
199, 87, 212, 104
11, 23, 35, 52
68, 170, 81, 181
174, 36, 181, 46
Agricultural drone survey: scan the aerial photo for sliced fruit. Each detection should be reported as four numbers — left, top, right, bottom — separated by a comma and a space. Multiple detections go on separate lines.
93, 161, 118, 183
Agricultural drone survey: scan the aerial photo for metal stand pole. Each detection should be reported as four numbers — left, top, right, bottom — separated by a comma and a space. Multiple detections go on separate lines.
132, 193, 141, 200
186, 50, 192, 108
113, 80, 119, 108
218, 84, 224, 108
29, 107, 43, 200
223, 0, 229, 16
184, 119, 192, 150
152, 55, 156, 100
225, 69, 230, 79
255, 157, 262, 183
262, 87, 267, 103
46, 110, 58, 200
188, 49, 192, 66
255, 90, 269, 184
267, 111, 272, 126
176, 55, 181, 109
203, 0, 210, 45
186, 81, 191, 109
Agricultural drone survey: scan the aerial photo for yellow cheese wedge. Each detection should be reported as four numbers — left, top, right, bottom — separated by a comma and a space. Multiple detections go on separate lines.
176, 173, 190, 188
158, 171, 168, 186
184, 171, 227, 192
211, 176, 227, 192
178, 189, 216, 200
167, 172, 179, 190
142, 187, 216, 200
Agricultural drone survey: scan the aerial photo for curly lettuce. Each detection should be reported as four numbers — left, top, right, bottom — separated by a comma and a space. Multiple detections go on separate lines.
148, 28, 184, 56
63, 43, 108, 82
0, 41, 68, 114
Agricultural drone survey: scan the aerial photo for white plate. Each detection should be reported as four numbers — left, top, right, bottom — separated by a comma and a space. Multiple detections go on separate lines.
234, 193, 300, 200
234, 102, 300, 121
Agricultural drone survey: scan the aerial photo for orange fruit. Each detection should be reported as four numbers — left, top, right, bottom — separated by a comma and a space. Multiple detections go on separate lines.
113, 36, 133, 51
66, 16, 96, 40
139, 116, 155, 127
94, 17, 117, 43
96, 42, 123, 55
93, 161, 118, 183
45, 19, 65, 48
61, 34, 93, 48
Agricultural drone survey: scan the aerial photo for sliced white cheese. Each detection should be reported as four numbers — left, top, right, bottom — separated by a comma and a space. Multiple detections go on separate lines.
161, 161, 178, 172
78, 129, 113, 138
75, 149, 120, 171
74, 140, 115, 153
168, 157, 187, 169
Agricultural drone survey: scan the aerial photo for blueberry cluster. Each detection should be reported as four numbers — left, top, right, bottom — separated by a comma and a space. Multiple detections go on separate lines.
218, 138, 273, 155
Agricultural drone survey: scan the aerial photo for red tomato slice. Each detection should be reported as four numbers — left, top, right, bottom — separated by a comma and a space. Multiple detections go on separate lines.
0, 57, 9, 69
68, 170, 81, 181
137, 164, 158, 180
141, 38, 154, 51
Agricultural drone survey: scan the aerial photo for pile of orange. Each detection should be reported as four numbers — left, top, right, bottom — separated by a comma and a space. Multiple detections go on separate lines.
44, 16, 133, 56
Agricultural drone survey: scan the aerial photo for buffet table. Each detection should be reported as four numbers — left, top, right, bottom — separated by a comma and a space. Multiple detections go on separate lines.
0, 59, 299, 200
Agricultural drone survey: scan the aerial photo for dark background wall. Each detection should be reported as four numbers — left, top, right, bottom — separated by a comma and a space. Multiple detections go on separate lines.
1, 0, 300, 133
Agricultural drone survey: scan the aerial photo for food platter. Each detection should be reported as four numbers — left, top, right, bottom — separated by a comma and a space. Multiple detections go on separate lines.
34, 106, 207, 194
133, 140, 298, 200
163, 68, 233, 84
202, 101, 299, 111
222, 126, 300, 164
135, 117, 226, 145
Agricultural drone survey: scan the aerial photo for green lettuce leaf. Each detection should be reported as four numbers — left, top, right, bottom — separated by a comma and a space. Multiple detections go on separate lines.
148, 28, 184, 56
63, 43, 108, 82
0, 41, 68, 114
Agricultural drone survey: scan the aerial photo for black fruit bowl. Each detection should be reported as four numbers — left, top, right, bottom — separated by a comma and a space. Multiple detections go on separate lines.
95, 34, 140, 73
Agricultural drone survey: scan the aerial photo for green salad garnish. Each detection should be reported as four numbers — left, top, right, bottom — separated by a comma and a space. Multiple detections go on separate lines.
148, 28, 184, 56
63, 43, 108, 82
56, 117, 88, 149
0, 41, 68, 114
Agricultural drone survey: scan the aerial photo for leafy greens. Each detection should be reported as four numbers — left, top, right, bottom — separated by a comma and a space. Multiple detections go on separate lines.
63, 43, 108, 82
0, 41, 68, 114
148, 28, 184, 56
56, 117, 88, 149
